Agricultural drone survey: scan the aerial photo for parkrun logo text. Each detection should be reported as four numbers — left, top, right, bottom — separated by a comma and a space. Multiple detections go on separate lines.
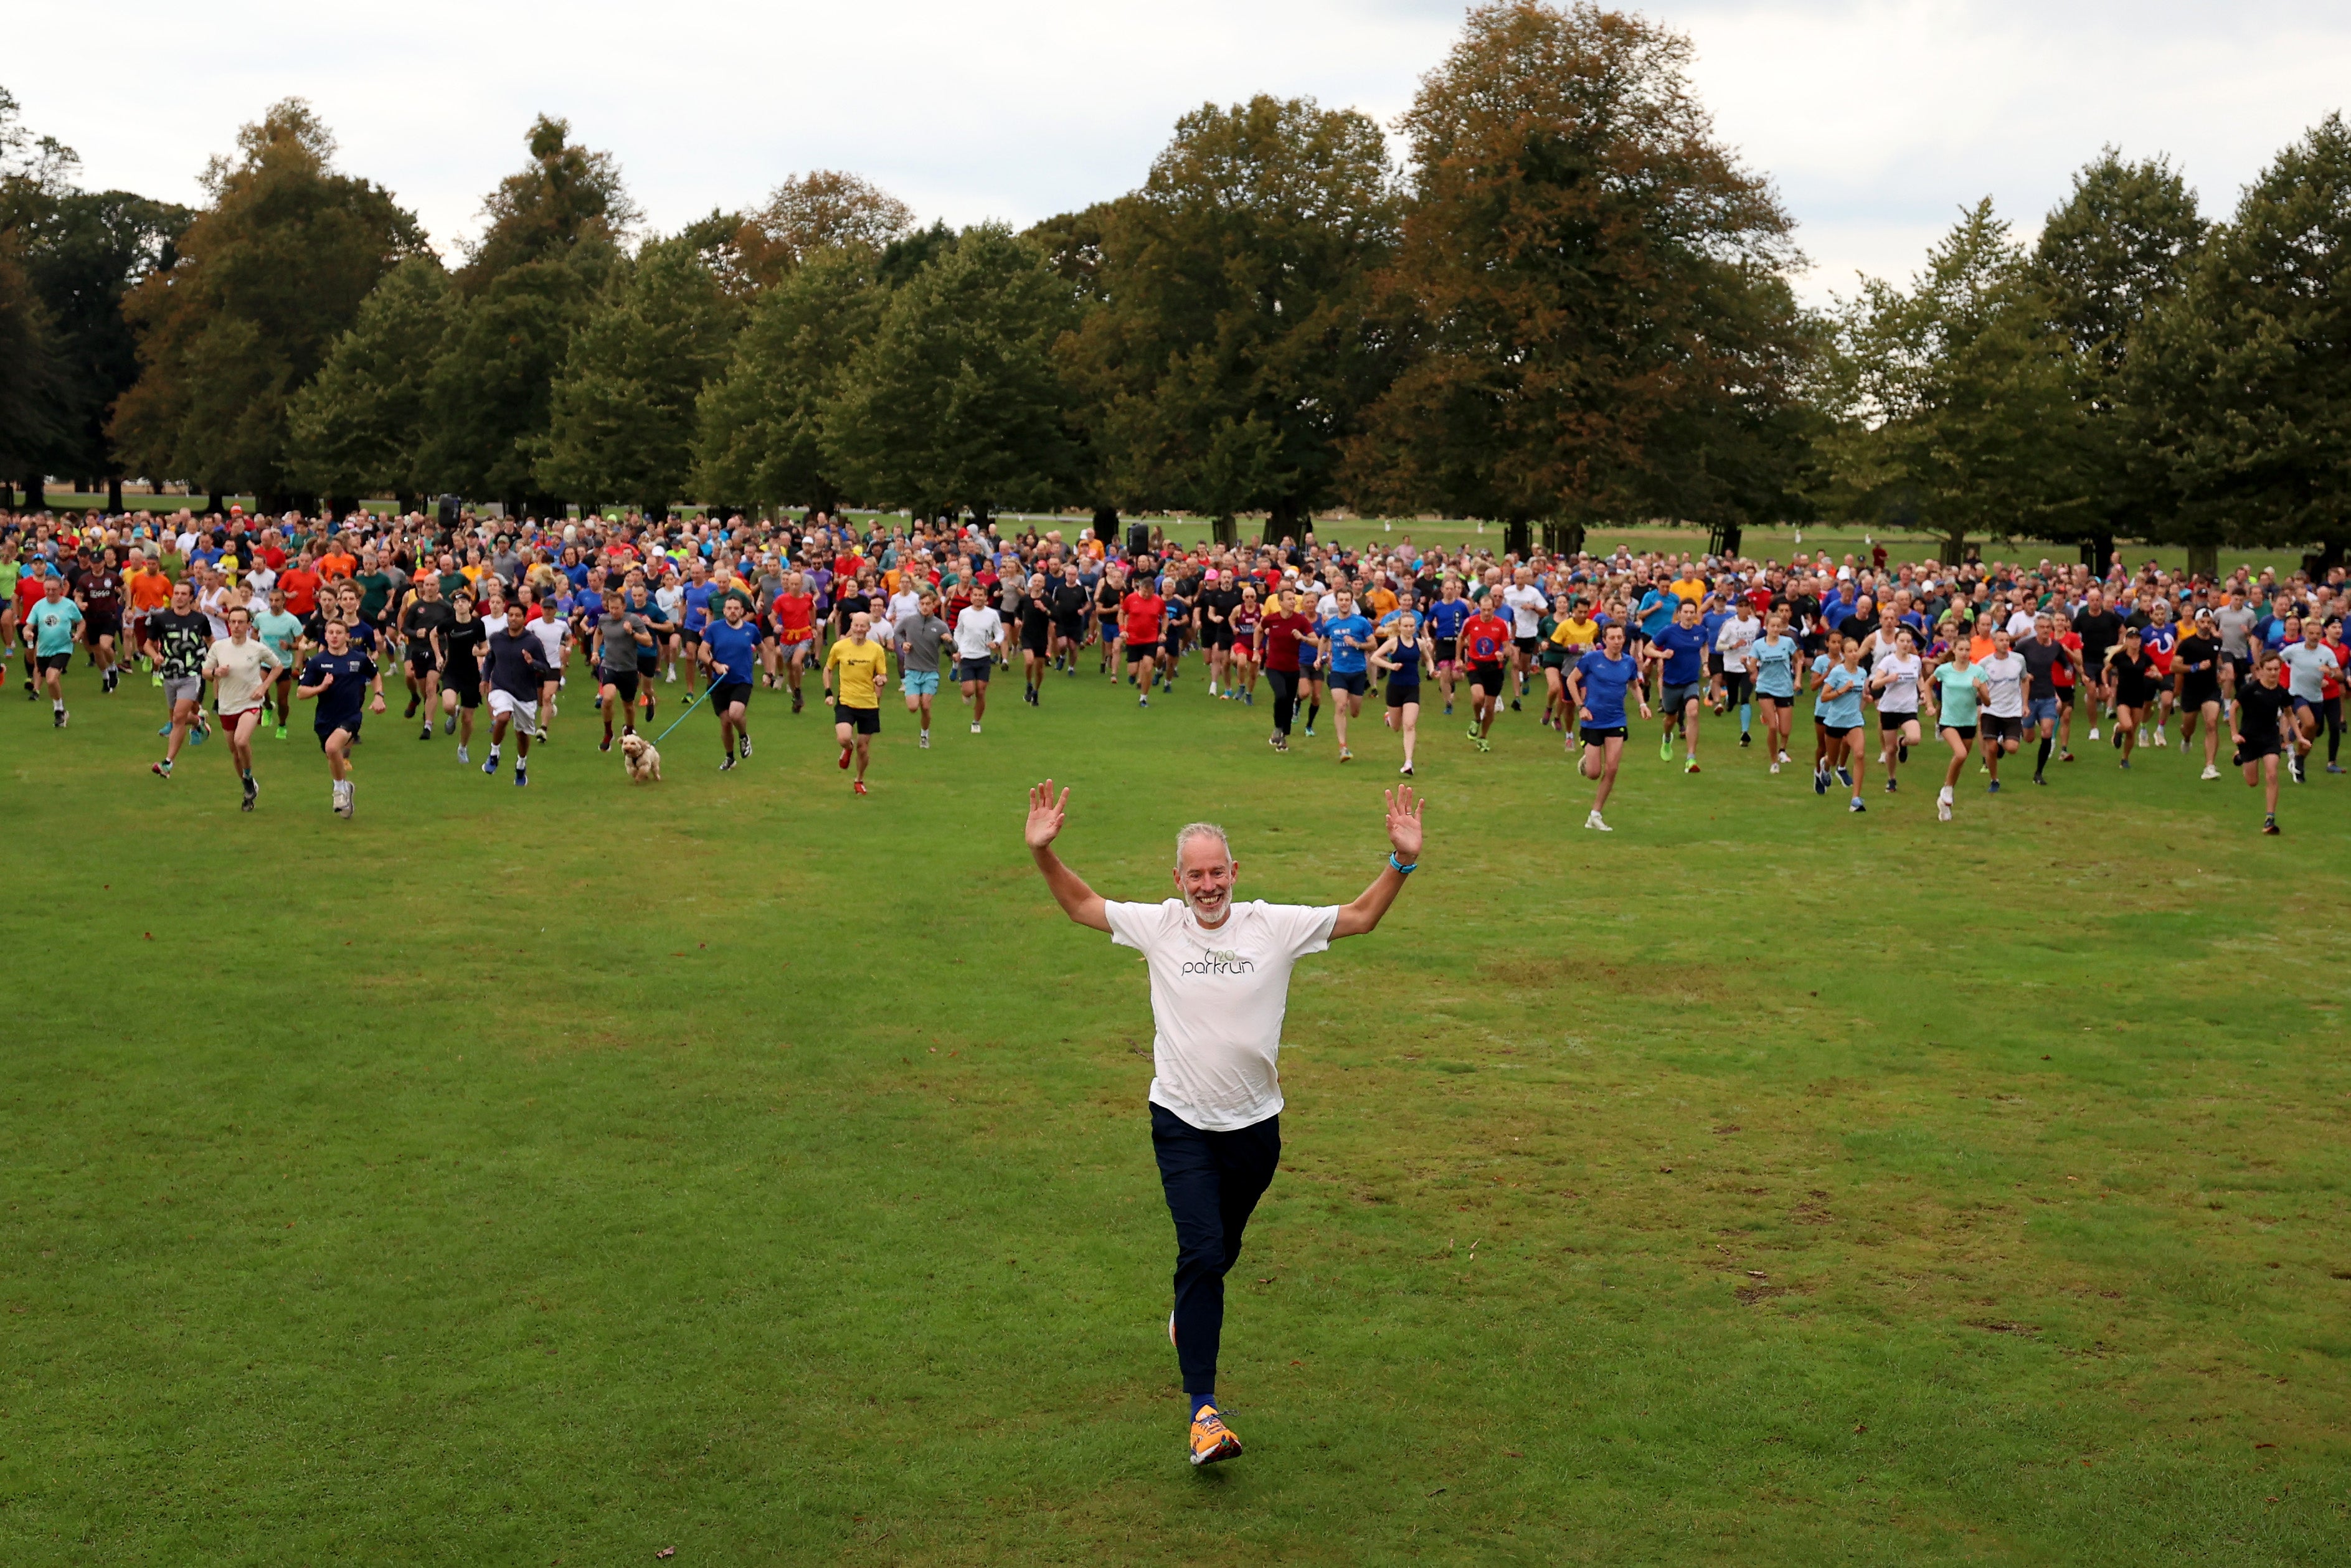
1181, 951, 1256, 976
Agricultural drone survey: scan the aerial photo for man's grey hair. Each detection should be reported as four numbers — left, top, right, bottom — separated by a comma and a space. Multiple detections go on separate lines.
1173, 822, 1232, 867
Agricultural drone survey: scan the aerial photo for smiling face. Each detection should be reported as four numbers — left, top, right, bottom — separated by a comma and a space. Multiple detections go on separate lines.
1170, 833, 1238, 926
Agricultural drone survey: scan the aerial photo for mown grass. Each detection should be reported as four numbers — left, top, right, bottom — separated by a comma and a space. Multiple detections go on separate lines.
4, 650, 2347, 1564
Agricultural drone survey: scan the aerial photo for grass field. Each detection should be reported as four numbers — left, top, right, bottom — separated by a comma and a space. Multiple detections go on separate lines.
6, 648, 2349, 1566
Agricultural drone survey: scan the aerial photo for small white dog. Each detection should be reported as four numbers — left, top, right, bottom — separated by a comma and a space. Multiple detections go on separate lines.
619, 732, 662, 783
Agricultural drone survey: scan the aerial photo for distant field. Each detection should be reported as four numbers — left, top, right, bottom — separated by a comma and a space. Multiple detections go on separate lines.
5, 641, 2345, 1565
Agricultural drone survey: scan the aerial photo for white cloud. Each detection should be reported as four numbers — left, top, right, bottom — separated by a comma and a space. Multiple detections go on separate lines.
17, 1, 2350, 301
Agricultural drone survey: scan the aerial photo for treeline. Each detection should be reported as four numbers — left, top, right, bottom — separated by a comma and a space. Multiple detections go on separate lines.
2, 2, 2347, 568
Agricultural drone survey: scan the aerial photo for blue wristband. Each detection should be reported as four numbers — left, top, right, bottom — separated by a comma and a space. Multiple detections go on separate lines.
1389, 853, 1417, 875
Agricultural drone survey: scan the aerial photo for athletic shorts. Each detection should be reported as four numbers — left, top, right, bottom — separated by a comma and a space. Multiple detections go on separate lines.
835, 704, 880, 735
1020, 628, 1049, 654
1205, 628, 1232, 649
636, 654, 659, 676
85, 612, 120, 639
1513, 635, 1538, 657
1385, 681, 1420, 709
163, 674, 202, 706
1757, 689, 1794, 706
217, 704, 261, 724
1329, 670, 1368, 696
1878, 708, 1918, 731
782, 636, 815, 659
2237, 733, 2282, 762
1053, 621, 1085, 645
37, 652, 73, 674
1822, 722, 1858, 739
448, 676, 481, 710
316, 717, 358, 747
600, 667, 640, 703
957, 657, 993, 684
409, 649, 438, 676
902, 670, 940, 697
488, 689, 538, 725
1434, 636, 1458, 667
1940, 722, 1977, 742
1469, 663, 1506, 695
2055, 686, 2075, 706
1981, 714, 2023, 744
2029, 696, 2061, 726
1126, 641, 1160, 663
2182, 677, 2220, 709
1662, 681, 1702, 711
2291, 694, 2317, 714
1581, 724, 1627, 744
711, 681, 752, 711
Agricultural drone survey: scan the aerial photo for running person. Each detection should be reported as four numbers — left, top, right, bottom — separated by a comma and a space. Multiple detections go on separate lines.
1815, 637, 1870, 812
1568, 621, 1649, 831
2174, 608, 2227, 780
1023, 778, 1423, 1468
440, 590, 488, 763
1750, 611, 1800, 773
701, 592, 770, 769
481, 600, 556, 784
1867, 628, 1923, 794
772, 572, 819, 713
824, 610, 890, 795
295, 618, 381, 818
2106, 626, 2162, 771
1122, 573, 1166, 709
1318, 588, 1374, 763
1368, 610, 1432, 776
1017, 572, 1054, 707
24, 575, 82, 729
1426, 579, 1469, 717
146, 579, 215, 774
1458, 598, 1513, 752
597, 591, 653, 752
2279, 618, 2343, 785
2016, 613, 2076, 786
202, 605, 283, 811
894, 590, 950, 747
2232, 651, 2294, 833
1644, 597, 1710, 773
1928, 636, 1990, 822
1976, 628, 2028, 791
257, 585, 308, 740
953, 589, 1007, 733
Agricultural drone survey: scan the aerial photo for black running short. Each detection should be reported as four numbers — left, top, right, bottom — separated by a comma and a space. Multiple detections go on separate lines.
712, 681, 751, 712
835, 704, 881, 735
1581, 724, 1627, 744
1469, 663, 1505, 695
601, 668, 640, 703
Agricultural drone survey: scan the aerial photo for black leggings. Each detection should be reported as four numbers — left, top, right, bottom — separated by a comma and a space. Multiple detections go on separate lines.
2325, 696, 2343, 763
1152, 1103, 1280, 1397
1268, 668, 1299, 735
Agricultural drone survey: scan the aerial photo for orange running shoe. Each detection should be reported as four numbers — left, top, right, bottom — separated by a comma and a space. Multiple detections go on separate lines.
1188, 1405, 1242, 1467
853, 779, 868, 795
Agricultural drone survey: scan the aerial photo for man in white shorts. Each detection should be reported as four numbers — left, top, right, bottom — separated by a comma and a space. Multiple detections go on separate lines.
1024, 778, 1424, 1469
952, 589, 1006, 732
481, 607, 557, 785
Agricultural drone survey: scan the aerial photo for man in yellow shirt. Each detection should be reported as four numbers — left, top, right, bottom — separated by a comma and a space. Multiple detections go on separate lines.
824, 610, 891, 795
1670, 568, 1707, 605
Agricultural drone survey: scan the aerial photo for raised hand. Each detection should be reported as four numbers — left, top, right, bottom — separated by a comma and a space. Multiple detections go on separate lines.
1383, 785, 1424, 862
1026, 779, 1070, 851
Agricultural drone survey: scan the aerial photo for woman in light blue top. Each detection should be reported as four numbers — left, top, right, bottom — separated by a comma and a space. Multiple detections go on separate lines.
1815, 635, 1870, 811
1928, 635, 1991, 823
1749, 608, 1800, 773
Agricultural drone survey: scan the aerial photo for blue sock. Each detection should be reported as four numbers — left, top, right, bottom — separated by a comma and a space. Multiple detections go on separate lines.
1739, 702, 1751, 732
1188, 1390, 1216, 1420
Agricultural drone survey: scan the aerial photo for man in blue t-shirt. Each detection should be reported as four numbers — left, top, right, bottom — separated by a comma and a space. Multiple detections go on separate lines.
698, 595, 770, 770
1567, 623, 1648, 831
1317, 588, 1376, 763
1642, 598, 1713, 773
1424, 586, 1472, 716
26, 574, 83, 727
296, 619, 381, 818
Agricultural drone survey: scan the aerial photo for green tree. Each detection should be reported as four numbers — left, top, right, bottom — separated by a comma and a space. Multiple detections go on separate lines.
2133, 116, 2351, 570
111, 100, 422, 508
823, 224, 1079, 518
1818, 199, 2086, 562
456, 115, 636, 293
2032, 149, 2207, 564
693, 246, 886, 511
537, 237, 740, 515
1347, 2, 1805, 552
285, 256, 453, 507
1057, 95, 1399, 542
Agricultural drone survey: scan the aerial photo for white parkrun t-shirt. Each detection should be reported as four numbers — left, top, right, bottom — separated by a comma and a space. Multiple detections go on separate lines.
1104, 897, 1339, 1132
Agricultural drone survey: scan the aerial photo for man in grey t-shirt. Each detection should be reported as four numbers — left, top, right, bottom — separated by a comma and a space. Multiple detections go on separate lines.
894, 590, 951, 747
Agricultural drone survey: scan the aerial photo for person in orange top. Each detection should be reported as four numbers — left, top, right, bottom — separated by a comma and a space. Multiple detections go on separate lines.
278, 553, 323, 618
318, 544, 358, 580
126, 555, 174, 677
1122, 573, 1167, 708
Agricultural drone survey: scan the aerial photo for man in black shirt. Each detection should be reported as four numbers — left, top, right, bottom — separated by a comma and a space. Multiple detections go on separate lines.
146, 579, 219, 779
77, 553, 126, 693
1049, 566, 1091, 674
2015, 613, 2077, 783
400, 575, 455, 734
2232, 650, 2294, 834
481, 611, 556, 785
2071, 588, 2124, 739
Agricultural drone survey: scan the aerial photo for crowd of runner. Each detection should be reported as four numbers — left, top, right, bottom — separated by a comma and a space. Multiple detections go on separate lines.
5, 504, 2342, 833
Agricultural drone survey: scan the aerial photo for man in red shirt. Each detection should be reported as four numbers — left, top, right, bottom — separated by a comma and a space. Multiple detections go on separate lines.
1257, 589, 1313, 752
1460, 602, 1514, 751
1122, 572, 1167, 708
770, 572, 818, 714
278, 552, 323, 618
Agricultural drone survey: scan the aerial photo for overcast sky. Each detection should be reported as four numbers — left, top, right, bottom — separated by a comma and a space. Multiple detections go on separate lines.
18, 1, 2350, 303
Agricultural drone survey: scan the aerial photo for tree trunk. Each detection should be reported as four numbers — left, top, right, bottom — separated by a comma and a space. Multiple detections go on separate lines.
2080, 533, 2114, 575
25, 473, 45, 511
1091, 505, 1118, 542
1541, 521, 1586, 557
1211, 512, 1238, 547
2303, 539, 2344, 579
205, 487, 224, 516
2186, 542, 2218, 582
1705, 523, 1743, 561
107, 476, 125, 513
1938, 534, 1965, 567
1503, 518, 1531, 559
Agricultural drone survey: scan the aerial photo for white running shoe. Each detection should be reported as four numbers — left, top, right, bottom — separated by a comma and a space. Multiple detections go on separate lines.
970, 721, 982, 734
2088, 726, 2099, 740
1584, 810, 1611, 831
1776, 750, 1790, 765
1769, 760, 1781, 775
2200, 764, 2220, 780
1937, 799, 1952, 822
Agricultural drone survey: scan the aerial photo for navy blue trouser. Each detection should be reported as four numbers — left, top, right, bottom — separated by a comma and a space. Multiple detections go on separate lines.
1151, 1102, 1281, 1396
